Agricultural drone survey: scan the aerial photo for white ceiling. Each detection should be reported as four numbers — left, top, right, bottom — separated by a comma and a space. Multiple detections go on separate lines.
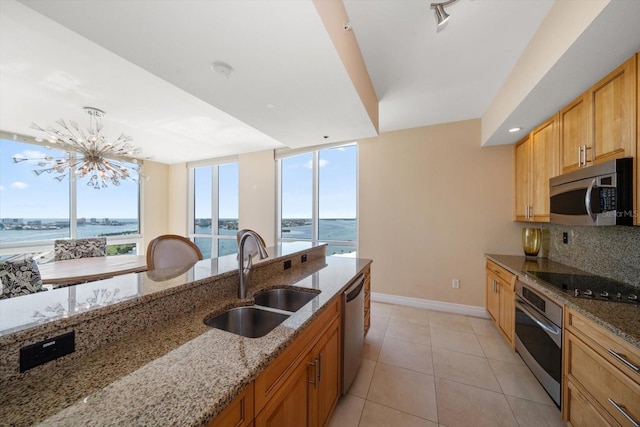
343, 0, 554, 133
1, 0, 639, 164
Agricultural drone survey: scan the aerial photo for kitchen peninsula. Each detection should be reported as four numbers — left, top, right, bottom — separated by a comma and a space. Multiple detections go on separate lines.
0, 243, 371, 426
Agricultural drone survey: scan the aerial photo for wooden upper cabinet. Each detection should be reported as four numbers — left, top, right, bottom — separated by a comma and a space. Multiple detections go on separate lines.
559, 93, 590, 174
514, 135, 531, 221
530, 115, 559, 221
514, 116, 558, 222
589, 55, 636, 164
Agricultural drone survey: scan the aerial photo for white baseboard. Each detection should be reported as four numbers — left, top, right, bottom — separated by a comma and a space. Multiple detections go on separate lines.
371, 292, 489, 319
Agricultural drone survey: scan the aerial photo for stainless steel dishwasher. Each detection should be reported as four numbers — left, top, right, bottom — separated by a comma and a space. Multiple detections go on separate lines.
342, 274, 365, 394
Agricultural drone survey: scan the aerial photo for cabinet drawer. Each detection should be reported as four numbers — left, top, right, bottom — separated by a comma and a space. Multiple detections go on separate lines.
565, 308, 640, 380
486, 260, 516, 289
565, 332, 640, 426
564, 380, 615, 427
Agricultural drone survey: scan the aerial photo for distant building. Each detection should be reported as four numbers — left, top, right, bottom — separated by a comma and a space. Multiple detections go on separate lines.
27, 220, 42, 226
77, 218, 86, 225
90, 218, 97, 224
1, 218, 23, 225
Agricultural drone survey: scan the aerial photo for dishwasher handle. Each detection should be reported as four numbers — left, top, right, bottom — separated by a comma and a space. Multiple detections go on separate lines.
346, 275, 365, 302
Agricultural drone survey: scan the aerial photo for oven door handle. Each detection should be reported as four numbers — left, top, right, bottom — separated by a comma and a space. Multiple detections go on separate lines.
515, 297, 561, 337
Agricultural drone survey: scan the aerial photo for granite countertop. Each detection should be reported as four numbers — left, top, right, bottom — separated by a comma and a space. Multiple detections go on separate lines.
1, 255, 371, 426
487, 254, 640, 349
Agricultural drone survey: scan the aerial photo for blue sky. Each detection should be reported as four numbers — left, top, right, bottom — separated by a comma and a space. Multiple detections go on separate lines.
0, 138, 139, 219
281, 145, 357, 219
2, 138, 357, 220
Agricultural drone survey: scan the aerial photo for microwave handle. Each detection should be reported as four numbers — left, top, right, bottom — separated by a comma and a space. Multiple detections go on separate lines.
585, 178, 597, 222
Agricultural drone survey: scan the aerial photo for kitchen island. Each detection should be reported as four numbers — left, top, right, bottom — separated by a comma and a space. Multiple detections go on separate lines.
0, 243, 371, 426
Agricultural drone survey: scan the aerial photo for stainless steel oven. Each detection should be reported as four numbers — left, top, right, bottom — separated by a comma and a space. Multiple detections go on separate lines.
514, 281, 563, 407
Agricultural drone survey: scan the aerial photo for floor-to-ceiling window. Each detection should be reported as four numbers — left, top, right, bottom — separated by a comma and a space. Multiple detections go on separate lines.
189, 158, 239, 258
278, 143, 357, 256
0, 133, 142, 262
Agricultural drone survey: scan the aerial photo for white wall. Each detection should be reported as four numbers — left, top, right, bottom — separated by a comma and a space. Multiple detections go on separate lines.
141, 160, 169, 251
359, 119, 521, 307
239, 150, 276, 246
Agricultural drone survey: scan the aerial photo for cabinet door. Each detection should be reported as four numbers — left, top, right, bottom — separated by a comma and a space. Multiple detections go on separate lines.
207, 383, 254, 427
590, 55, 636, 164
486, 273, 500, 323
498, 285, 514, 347
559, 93, 590, 174
514, 136, 531, 221
312, 319, 341, 427
530, 115, 558, 222
255, 356, 311, 427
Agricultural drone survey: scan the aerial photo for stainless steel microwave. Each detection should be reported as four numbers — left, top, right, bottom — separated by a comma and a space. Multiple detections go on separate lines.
549, 158, 634, 226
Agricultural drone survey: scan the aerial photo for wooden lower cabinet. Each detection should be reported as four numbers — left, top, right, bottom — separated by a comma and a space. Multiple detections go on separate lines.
363, 265, 371, 336
255, 357, 310, 427
207, 384, 254, 427
250, 298, 341, 427
310, 317, 341, 427
485, 260, 516, 348
563, 308, 640, 427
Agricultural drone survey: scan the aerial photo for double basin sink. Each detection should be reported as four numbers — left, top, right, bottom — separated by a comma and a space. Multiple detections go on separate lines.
204, 288, 319, 338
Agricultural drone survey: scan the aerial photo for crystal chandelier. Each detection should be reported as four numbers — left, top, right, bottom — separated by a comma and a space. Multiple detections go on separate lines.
13, 107, 143, 189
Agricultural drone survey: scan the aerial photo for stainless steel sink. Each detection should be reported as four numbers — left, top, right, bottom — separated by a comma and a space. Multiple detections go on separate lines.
204, 306, 290, 338
254, 288, 319, 312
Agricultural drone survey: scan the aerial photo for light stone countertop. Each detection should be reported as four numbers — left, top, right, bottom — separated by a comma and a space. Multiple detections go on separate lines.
487, 254, 640, 349
1, 253, 371, 426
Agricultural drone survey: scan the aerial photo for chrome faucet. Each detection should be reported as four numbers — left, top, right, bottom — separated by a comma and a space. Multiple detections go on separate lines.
238, 231, 269, 299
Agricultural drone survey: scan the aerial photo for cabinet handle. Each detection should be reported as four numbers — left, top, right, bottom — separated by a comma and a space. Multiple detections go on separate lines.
608, 348, 640, 372
529, 205, 533, 219
317, 353, 322, 382
584, 145, 592, 165
578, 146, 582, 166
608, 398, 639, 427
307, 359, 317, 389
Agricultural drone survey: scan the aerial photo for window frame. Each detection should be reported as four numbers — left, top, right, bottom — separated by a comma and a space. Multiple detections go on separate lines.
0, 132, 143, 258
187, 156, 239, 258
276, 143, 358, 253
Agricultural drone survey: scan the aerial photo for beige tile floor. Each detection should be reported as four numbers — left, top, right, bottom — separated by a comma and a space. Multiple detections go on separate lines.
329, 302, 566, 427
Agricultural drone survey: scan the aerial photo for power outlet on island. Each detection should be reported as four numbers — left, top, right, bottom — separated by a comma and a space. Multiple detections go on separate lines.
284, 259, 292, 270
452, 279, 460, 289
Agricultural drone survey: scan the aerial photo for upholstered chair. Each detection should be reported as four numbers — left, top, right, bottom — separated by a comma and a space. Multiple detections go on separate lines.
0, 257, 47, 299
54, 237, 107, 261
146, 235, 203, 270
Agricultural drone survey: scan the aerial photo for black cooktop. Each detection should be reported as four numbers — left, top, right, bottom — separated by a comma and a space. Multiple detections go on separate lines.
526, 271, 639, 304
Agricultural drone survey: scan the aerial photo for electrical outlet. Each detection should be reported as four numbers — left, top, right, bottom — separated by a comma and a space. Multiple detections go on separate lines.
452, 279, 460, 289
284, 259, 292, 270
563, 232, 569, 244
301, 254, 307, 263
20, 331, 75, 372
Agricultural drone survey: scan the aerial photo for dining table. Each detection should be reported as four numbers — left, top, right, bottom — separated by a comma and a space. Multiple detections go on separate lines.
38, 255, 148, 286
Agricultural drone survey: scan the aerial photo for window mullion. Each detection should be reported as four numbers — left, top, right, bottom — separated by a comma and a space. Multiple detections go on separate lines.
312, 151, 319, 243
69, 152, 77, 239
211, 164, 220, 257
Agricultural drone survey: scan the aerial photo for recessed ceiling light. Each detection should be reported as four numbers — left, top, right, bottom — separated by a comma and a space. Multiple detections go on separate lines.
508, 127, 522, 133
211, 61, 234, 78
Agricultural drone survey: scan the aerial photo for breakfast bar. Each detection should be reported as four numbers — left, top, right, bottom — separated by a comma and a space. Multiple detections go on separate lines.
0, 243, 371, 426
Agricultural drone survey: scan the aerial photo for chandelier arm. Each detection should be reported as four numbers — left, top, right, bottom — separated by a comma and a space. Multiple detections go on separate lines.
430, 0, 456, 7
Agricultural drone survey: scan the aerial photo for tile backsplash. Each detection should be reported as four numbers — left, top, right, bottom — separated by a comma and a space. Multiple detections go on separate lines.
530, 223, 640, 288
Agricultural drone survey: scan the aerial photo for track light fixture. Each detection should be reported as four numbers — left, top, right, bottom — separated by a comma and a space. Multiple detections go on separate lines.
430, 0, 457, 27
